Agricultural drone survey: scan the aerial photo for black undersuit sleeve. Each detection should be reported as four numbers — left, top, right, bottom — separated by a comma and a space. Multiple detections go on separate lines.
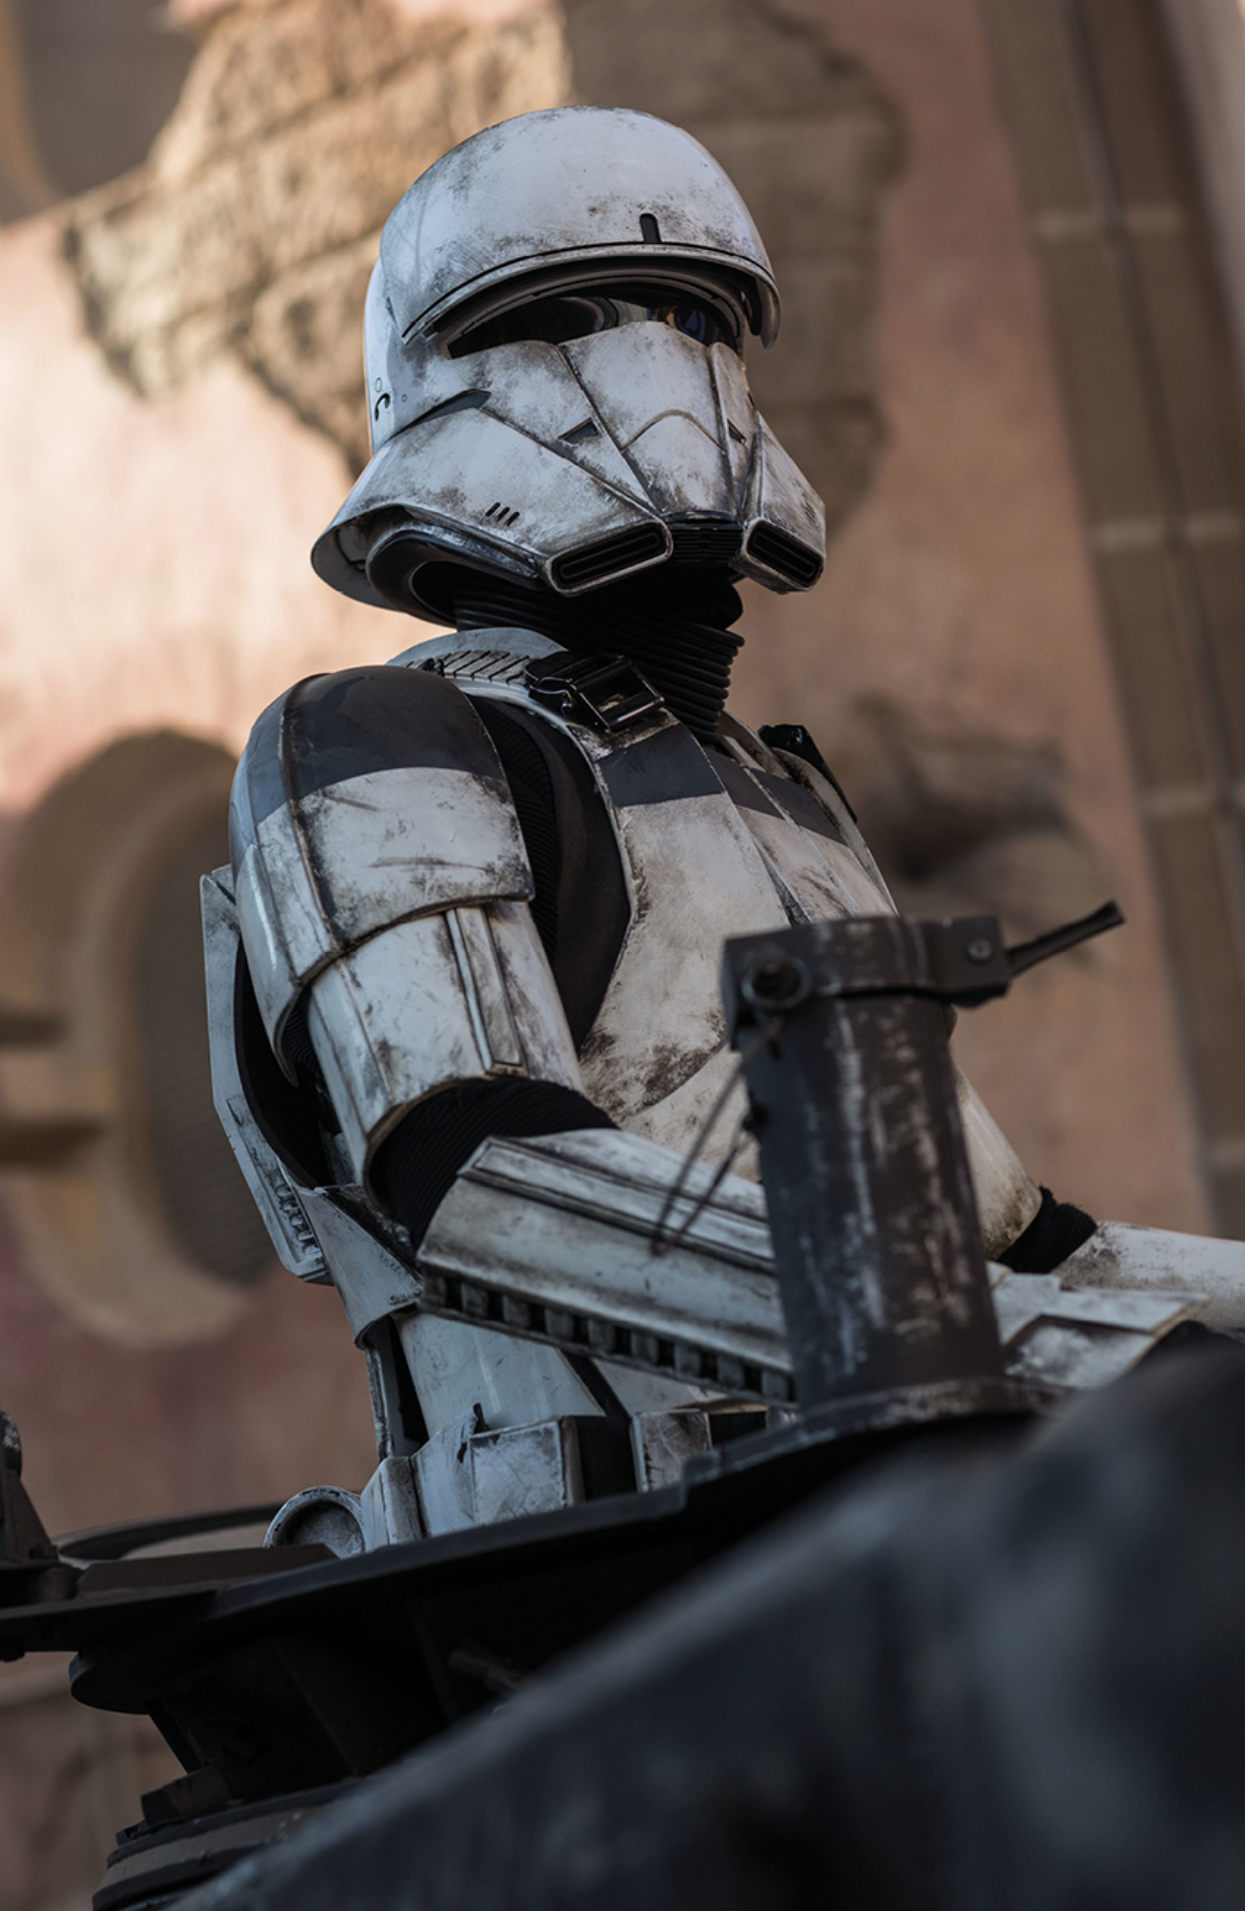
470, 696, 630, 1046
472, 701, 562, 959
372, 1077, 615, 1248
997, 1185, 1097, 1272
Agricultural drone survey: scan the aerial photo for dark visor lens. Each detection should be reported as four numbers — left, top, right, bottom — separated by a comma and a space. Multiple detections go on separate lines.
449, 286, 737, 357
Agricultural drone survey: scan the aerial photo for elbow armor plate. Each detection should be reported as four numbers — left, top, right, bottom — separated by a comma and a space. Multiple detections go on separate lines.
230, 666, 583, 1182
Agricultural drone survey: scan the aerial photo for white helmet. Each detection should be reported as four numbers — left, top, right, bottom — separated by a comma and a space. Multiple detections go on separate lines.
312, 107, 826, 621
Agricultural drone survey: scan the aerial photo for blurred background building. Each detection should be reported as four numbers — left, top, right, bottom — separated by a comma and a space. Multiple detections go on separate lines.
0, 0, 1243, 1901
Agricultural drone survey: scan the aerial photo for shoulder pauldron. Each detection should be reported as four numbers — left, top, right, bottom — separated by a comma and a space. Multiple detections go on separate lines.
230, 666, 533, 1066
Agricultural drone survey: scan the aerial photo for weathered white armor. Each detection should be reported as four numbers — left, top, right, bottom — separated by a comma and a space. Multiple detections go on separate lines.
205, 106, 1245, 1557
387, 629, 1038, 1244
229, 663, 580, 1193
207, 624, 1244, 1552
311, 107, 823, 623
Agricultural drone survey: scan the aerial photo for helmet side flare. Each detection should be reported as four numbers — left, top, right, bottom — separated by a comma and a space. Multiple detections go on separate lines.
312, 107, 826, 620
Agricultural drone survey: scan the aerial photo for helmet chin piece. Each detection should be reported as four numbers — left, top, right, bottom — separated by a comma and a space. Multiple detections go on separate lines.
740, 420, 827, 591
313, 106, 826, 617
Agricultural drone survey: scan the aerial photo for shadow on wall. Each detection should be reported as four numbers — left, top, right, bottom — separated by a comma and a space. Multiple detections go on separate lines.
835, 697, 1110, 942
0, 0, 196, 219
0, 733, 274, 1346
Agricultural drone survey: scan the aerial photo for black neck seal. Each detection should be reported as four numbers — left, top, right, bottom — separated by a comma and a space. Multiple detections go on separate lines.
446, 568, 744, 743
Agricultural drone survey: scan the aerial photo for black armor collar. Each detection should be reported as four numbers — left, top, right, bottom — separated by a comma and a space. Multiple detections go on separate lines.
445, 568, 744, 743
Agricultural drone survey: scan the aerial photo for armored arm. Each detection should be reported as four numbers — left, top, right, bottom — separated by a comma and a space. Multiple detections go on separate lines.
224, 665, 1202, 1471
230, 666, 609, 1227
226, 664, 785, 1468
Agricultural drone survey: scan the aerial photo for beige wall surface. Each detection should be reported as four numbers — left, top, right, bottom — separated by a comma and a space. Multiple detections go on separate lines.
732, 0, 1207, 1229
1163, 0, 1245, 386
0, 217, 384, 812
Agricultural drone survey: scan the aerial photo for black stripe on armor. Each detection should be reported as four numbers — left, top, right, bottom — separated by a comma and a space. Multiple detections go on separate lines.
711, 755, 784, 818
235, 666, 509, 841
228, 686, 291, 870
749, 768, 848, 844
598, 725, 722, 808
469, 697, 631, 1051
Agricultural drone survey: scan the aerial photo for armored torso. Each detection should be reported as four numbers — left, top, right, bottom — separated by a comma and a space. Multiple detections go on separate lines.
213, 627, 1064, 1537
398, 628, 895, 1172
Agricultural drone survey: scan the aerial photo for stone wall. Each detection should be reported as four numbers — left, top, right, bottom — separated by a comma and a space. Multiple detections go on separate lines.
66, 0, 569, 469
728, 0, 1208, 1232
62, 0, 902, 531
1162, 0, 1245, 390
0, 1658, 177, 1911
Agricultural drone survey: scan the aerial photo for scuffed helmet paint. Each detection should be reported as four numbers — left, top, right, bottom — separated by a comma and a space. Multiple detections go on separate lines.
313, 107, 825, 619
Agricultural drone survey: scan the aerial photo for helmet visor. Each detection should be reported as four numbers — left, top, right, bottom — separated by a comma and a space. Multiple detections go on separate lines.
446, 279, 745, 359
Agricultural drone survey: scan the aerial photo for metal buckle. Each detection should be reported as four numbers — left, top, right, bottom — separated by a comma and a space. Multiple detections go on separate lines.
525, 653, 664, 734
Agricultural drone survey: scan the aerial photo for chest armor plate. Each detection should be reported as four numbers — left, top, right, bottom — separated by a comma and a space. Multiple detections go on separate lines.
458, 664, 895, 1170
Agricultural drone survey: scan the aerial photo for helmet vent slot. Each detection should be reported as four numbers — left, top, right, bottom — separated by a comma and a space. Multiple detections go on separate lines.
410, 388, 491, 427
743, 523, 823, 589
669, 522, 742, 566
639, 213, 661, 243
484, 502, 522, 528
549, 525, 670, 591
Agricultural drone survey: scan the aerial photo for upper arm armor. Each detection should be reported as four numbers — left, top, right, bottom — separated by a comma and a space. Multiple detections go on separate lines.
231, 667, 533, 1061
231, 666, 581, 1183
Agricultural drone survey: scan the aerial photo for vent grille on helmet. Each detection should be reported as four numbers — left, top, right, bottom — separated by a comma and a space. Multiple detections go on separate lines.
669, 521, 742, 565
743, 522, 823, 589
548, 524, 670, 592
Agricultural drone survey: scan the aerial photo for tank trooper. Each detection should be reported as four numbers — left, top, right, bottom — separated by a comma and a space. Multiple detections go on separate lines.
205, 106, 1241, 1551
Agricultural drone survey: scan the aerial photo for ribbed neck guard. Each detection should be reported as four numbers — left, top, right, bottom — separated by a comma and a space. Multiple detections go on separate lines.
448, 568, 744, 742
